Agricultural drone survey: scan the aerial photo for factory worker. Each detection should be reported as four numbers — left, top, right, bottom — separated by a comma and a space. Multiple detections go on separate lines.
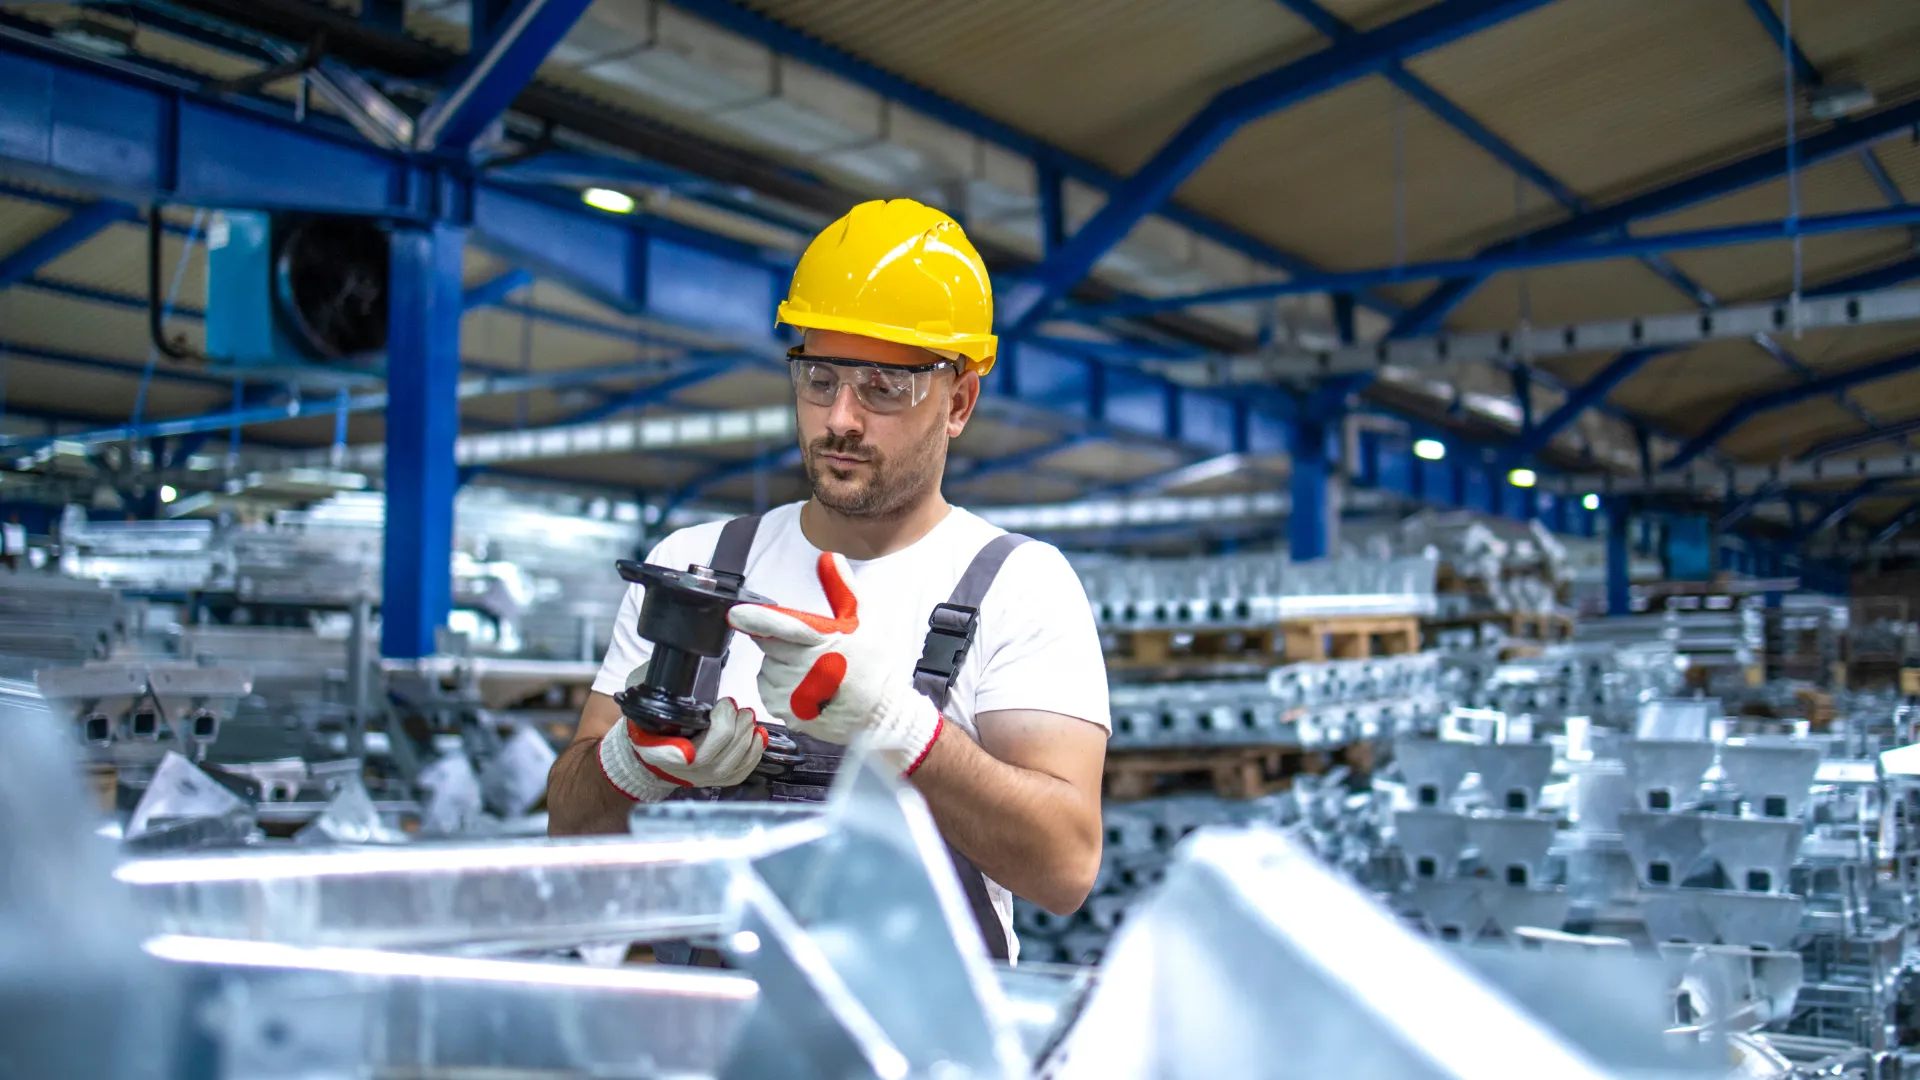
548, 199, 1111, 959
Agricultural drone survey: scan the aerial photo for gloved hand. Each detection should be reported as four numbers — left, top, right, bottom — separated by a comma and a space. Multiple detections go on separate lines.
598, 679, 769, 802
727, 552, 943, 775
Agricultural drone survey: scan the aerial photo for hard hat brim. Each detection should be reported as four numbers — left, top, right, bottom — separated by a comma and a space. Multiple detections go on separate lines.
777, 302, 997, 376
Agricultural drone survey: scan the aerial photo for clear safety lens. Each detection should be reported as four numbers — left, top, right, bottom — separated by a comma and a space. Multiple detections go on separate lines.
787, 355, 950, 415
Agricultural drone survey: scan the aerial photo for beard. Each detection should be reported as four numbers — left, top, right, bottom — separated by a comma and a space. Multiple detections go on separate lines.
803, 417, 947, 520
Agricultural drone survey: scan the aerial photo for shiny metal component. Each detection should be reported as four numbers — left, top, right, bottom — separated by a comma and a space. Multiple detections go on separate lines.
149, 935, 756, 1079
118, 814, 833, 953
35, 660, 250, 765
1076, 552, 1436, 629
1046, 827, 1622, 1080
1466, 815, 1557, 888
1718, 743, 1822, 820
1622, 739, 1716, 812
719, 746, 1028, 1080
1395, 808, 1470, 881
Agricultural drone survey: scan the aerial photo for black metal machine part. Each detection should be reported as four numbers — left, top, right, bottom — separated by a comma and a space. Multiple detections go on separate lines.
609, 560, 802, 775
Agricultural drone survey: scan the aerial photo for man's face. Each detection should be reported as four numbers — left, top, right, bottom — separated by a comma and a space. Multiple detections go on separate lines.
793, 329, 974, 519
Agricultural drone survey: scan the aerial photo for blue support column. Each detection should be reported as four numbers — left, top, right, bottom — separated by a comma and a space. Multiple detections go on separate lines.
1606, 502, 1631, 616
381, 224, 468, 659
1289, 418, 1334, 561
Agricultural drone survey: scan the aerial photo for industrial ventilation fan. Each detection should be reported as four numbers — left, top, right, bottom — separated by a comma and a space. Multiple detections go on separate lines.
181, 209, 391, 373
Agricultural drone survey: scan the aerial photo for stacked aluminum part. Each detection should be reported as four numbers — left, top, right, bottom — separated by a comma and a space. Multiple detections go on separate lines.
1579, 607, 1765, 673
49, 489, 633, 662
0, 570, 138, 678
1381, 738, 1571, 944
1074, 551, 1437, 628
1016, 792, 1301, 965
33, 661, 251, 767
1454, 641, 1685, 729
1107, 652, 1447, 750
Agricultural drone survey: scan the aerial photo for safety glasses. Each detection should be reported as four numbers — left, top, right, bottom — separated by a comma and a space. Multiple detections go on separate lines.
785, 347, 957, 415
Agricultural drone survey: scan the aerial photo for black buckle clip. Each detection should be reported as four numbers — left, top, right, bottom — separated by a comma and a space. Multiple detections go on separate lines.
914, 602, 979, 687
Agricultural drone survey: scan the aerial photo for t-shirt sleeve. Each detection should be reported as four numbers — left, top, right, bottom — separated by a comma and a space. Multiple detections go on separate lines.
972, 541, 1111, 732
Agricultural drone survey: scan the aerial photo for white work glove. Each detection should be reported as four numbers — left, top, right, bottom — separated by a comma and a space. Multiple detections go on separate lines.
727, 552, 944, 775
598, 665, 768, 801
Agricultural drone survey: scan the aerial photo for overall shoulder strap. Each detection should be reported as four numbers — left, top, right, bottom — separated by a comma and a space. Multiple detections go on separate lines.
921, 530, 1033, 964
707, 513, 763, 576
693, 514, 763, 703
911, 533, 1033, 710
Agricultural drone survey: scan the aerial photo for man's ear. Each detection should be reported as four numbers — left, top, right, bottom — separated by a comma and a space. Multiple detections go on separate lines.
946, 369, 981, 438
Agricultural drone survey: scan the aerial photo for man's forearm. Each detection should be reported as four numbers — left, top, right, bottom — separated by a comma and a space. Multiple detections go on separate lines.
547, 738, 634, 836
908, 724, 1102, 914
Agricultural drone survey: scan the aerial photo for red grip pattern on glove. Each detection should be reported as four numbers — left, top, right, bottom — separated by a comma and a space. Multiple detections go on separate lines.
755, 553, 861, 635
790, 651, 847, 720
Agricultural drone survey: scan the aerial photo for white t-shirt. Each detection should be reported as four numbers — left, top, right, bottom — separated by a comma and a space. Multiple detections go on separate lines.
593, 500, 1111, 960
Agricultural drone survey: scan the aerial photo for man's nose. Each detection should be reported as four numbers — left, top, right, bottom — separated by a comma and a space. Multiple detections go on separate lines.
824, 383, 864, 437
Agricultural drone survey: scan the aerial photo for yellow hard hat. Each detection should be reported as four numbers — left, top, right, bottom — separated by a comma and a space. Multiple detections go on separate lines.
776, 199, 998, 376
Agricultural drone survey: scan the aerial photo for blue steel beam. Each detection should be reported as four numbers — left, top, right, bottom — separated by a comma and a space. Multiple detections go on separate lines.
1000, 0, 1556, 331
1800, 415, 1920, 461
1873, 500, 1920, 545
1668, 349, 1920, 470
1392, 96, 1920, 335
1081, 204, 1920, 317
413, 0, 597, 151
0, 201, 121, 288
1793, 481, 1885, 543
1500, 348, 1661, 464
0, 354, 723, 452
662, 0, 1403, 317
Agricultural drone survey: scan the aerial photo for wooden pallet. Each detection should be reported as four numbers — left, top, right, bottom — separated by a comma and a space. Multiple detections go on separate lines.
1278, 615, 1421, 662
1105, 614, 1422, 669
1104, 746, 1331, 801
1425, 610, 1574, 643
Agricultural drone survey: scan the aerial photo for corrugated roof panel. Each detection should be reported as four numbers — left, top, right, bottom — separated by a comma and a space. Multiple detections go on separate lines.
1040, 440, 1183, 482
730, 0, 1316, 174
1605, 339, 1767, 423
0, 199, 70, 263
1404, 0, 1796, 204
1639, 156, 1913, 302
488, 454, 718, 492
950, 416, 1056, 460
0, 289, 201, 363
1785, 0, 1920, 107
1178, 74, 1559, 272
38, 222, 210, 314
460, 307, 667, 371
1428, 256, 1695, 335
947, 471, 1085, 505
1784, 324, 1920, 375
0, 356, 225, 424
1717, 397, 1866, 461
664, 365, 790, 408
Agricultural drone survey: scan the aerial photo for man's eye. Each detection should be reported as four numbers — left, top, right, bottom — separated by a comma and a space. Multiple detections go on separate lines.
862, 376, 910, 399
